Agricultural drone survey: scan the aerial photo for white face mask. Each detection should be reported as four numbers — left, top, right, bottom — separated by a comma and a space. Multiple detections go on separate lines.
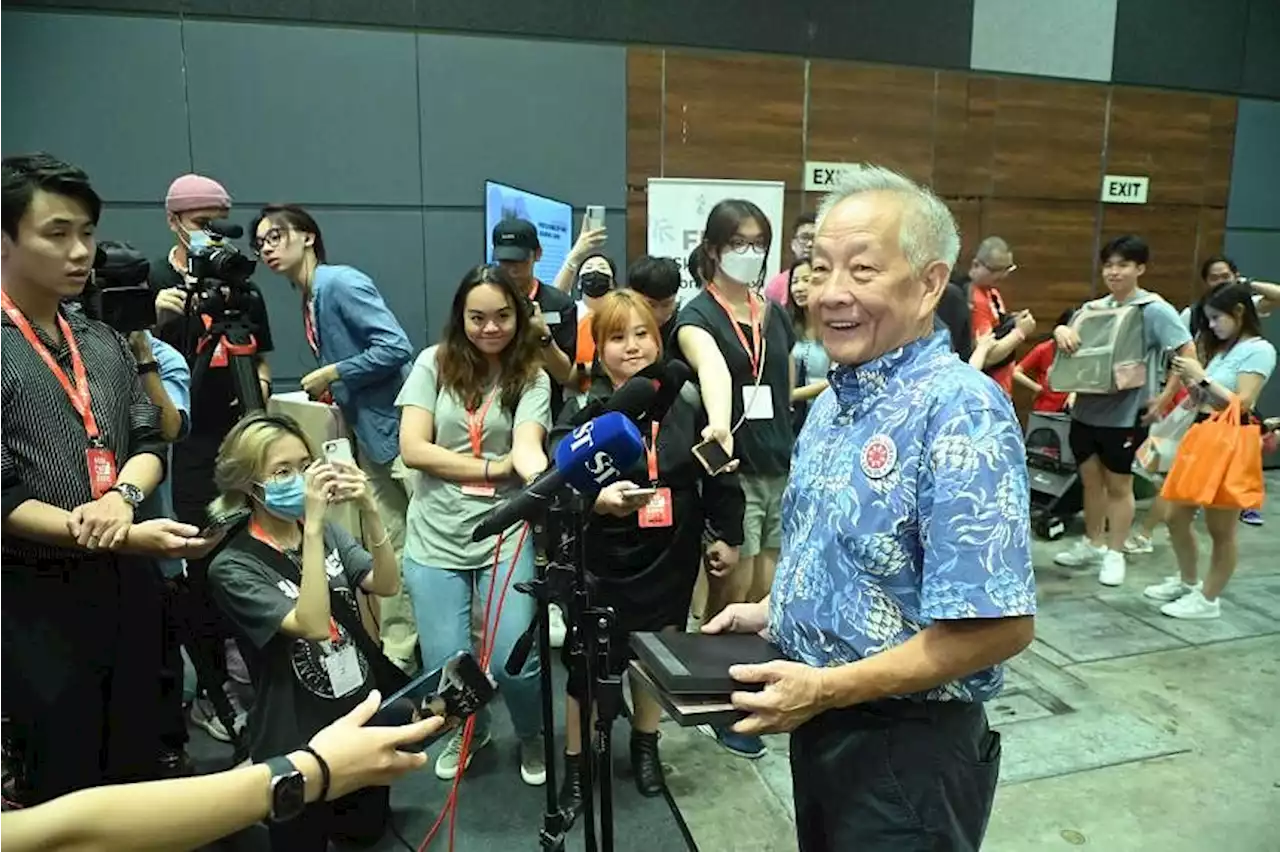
719, 247, 766, 286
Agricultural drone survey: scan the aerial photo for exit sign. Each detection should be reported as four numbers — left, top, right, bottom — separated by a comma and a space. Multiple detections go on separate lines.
1101, 175, 1149, 204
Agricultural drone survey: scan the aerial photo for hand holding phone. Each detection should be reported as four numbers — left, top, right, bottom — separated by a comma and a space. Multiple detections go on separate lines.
369, 652, 496, 752
692, 437, 734, 476
584, 205, 606, 234
323, 438, 356, 468
199, 507, 251, 540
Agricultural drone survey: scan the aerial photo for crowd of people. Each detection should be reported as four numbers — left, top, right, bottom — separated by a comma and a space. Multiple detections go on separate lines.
1, 150, 1276, 852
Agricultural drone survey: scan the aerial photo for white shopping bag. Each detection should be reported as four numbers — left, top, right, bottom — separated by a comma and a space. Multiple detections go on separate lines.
1134, 400, 1198, 477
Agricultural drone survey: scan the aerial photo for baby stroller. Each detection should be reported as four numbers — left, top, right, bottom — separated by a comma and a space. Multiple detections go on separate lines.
1026, 412, 1082, 540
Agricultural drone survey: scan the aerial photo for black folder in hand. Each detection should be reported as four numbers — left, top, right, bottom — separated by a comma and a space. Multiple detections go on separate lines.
629, 632, 785, 697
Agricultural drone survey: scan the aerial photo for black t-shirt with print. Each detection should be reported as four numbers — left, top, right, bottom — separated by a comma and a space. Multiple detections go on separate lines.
673, 289, 796, 477
529, 280, 577, 416
209, 521, 375, 762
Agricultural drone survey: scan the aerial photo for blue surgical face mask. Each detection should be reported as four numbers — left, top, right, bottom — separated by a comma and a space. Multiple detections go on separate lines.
258, 474, 306, 521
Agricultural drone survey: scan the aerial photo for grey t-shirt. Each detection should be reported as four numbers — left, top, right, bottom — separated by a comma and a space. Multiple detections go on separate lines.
1072, 289, 1192, 428
397, 345, 551, 570
209, 522, 374, 761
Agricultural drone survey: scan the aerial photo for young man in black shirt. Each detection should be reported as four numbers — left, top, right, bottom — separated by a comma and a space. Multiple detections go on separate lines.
1, 154, 218, 804
148, 173, 275, 743
491, 218, 576, 415
626, 254, 682, 354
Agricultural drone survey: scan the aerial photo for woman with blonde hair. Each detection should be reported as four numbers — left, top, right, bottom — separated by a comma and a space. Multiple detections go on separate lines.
206, 413, 405, 851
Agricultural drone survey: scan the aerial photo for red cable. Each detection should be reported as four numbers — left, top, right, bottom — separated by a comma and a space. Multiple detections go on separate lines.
418, 523, 531, 852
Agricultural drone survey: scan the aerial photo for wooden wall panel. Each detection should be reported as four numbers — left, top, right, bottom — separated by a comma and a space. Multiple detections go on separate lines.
981, 200, 1098, 331
1204, 97, 1238, 208
946, 198, 984, 266
806, 61, 937, 186
990, 78, 1108, 201
662, 52, 804, 183
626, 48, 664, 188
1100, 205, 1202, 308
1107, 88, 1218, 206
1195, 206, 1228, 296
627, 188, 648, 260
933, 73, 997, 198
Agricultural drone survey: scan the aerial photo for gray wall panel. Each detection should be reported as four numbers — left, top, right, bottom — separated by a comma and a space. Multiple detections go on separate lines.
97, 206, 178, 263
1226, 100, 1280, 231
422, 209, 485, 343
1, 12, 191, 203
1112, 0, 1248, 93
418, 34, 627, 209
971, 0, 1116, 82
183, 21, 422, 206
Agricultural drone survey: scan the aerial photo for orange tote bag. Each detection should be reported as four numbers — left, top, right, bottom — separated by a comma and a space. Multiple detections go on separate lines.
1214, 413, 1264, 510
1161, 398, 1239, 506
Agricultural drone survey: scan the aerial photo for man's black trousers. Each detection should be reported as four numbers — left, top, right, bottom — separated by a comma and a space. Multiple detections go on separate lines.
1, 556, 164, 803
790, 699, 1000, 852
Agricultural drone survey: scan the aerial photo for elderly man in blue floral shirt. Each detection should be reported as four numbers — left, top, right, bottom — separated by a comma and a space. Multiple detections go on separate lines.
705, 165, 1036, 852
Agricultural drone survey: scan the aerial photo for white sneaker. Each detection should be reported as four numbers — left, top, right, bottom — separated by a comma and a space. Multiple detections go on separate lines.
1123, 534, 1153, 555
548, 604, 567, 650
1098, 551, 1126, 586
1143, 576, 1201, 602
1160, 589, 1220, 619
1055, 540, 1106, 567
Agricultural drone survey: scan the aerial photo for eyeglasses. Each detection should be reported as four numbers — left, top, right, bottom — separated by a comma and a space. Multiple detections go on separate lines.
250, 227, 287, 255
983, 262, 1018, 276
728, 236, 769, 253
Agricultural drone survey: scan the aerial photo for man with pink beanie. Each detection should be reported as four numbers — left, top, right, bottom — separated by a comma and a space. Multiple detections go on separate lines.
147, 173, 276, 766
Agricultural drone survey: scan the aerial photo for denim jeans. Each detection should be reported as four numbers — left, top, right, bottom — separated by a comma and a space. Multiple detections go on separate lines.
402, 547, 542, 741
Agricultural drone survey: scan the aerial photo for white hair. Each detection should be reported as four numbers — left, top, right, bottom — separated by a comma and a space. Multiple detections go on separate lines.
816, 164, 961, 274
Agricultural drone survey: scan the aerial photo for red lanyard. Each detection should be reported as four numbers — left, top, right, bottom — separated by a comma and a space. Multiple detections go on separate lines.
707, 284, 763, 378
646, 421, 660, 484
467, 387, 500, 458
249, 517, 341, 643
1, 290, 101, 442
302, 300, 319, 358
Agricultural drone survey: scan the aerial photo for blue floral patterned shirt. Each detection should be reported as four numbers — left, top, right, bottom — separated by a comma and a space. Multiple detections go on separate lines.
768, 331, 1036, 702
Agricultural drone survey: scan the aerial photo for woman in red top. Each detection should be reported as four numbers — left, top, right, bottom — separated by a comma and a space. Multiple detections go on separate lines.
1013, 311, 1073, 412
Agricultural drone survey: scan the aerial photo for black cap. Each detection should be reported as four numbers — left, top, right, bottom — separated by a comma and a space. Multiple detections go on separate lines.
492, 218, 540, 262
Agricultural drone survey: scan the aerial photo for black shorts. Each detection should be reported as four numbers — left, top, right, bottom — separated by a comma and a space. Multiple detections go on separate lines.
1069, 418, 1148, 475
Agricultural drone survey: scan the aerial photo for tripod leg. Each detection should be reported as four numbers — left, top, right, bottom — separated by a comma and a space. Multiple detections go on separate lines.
228, 353, 264, 413
173, 580, 248, 766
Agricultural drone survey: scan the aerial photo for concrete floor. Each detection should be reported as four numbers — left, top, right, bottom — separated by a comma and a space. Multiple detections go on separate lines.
661, 472, 1280, 851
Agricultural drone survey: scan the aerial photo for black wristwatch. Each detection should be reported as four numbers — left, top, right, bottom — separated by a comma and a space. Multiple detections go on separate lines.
264, 755, 307, 822
108, 482, 145, 509
137, 360, 160, 376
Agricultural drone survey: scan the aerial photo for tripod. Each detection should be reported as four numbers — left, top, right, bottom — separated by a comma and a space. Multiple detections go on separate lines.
508, 494, 627, 852
171, 280, 266, 767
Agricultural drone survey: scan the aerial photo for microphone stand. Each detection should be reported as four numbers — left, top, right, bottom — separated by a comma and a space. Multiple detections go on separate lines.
507, 491, 621, 852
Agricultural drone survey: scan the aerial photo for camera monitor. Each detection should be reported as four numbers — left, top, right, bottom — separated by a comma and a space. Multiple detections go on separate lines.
484, 180, 572, 285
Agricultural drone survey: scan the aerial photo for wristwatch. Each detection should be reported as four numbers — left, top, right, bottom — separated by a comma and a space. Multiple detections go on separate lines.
108, 482, 145, 509
136, 360, 160, 376
264, 755, 307, 822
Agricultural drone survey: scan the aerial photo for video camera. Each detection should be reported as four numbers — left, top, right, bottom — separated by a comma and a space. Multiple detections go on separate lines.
186, 219, 256, 285
80, 240, 156, 333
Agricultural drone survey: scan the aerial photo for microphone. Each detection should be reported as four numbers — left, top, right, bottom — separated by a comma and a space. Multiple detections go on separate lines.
205, 219, 245, 239
567, 372, 658, 427
470, 412, 646, 541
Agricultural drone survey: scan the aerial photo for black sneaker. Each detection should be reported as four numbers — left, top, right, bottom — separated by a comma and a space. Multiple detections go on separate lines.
158, 748, 195, 778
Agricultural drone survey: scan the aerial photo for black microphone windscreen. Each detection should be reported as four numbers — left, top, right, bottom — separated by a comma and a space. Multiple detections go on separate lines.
207, 220, 245, 239
603, 375, 659, 419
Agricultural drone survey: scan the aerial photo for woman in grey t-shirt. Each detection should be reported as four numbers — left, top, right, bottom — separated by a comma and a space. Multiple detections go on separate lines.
396, 264, 551, 787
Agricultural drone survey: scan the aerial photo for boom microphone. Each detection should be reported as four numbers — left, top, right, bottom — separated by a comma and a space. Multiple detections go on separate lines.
470, 412, 646, 541
205, 220, 245, 239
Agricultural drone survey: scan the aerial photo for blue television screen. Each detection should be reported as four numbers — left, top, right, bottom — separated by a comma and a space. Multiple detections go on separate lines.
485, 180, 573, 285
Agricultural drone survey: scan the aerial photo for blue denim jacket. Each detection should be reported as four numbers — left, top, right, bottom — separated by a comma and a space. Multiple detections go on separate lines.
313, 264, 413, 464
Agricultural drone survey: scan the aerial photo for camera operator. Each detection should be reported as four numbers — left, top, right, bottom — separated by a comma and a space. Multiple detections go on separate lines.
148, 173, 275, 742
1, 153, 219, 805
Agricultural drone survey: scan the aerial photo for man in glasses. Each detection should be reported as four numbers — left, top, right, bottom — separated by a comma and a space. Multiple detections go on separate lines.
958, 236, 1035, 396
762, 212, 816, 306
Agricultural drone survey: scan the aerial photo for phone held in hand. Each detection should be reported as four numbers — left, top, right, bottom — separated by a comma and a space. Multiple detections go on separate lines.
584, 205, 606, 233
621, 487, 658, 500
369, 651, 496, 752
692, 438, 733, 476
322, 438, 355, 467
199, 507, 251, 540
